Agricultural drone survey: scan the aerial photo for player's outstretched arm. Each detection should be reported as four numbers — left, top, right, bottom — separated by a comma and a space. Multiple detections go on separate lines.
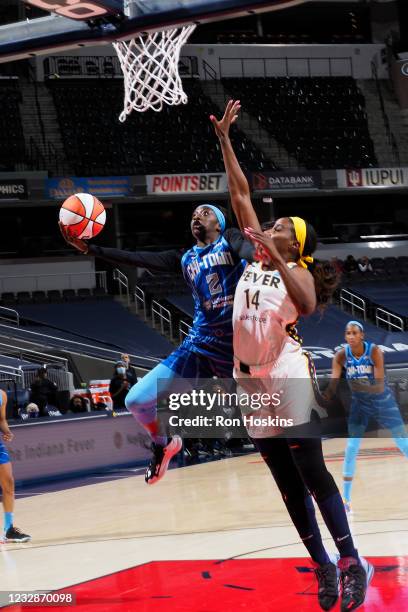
59, 222, 181, 273
210, 101, 261, 233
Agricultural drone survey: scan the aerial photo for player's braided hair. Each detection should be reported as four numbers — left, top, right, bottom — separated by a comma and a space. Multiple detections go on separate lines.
302, 221, 340, 309
261, 218, 340, 309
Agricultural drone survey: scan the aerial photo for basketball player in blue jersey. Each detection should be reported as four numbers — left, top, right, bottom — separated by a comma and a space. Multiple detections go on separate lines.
325, 320, 408, 512
0, 390, 31, 543
60, 207, 253, 484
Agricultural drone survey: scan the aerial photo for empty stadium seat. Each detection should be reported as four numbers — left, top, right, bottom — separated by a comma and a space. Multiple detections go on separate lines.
77, 287, 91, 299
1, 292, 16, 307
62, 289, 77, 301
16, 291, 31, 304
32, 290, 47, 304
0, 80, 26, 171
48, 78, 276, 176
222, 76, 377, 169
48, 289, 62, 303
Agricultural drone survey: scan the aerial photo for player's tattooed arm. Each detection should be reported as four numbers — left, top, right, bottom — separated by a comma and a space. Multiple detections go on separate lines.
210, 100, 261, 233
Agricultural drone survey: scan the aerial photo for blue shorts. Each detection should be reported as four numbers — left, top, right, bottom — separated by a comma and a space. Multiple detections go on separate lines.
162, 343, 233, 380
349, 388, 407, 433
0, 441, 10, 465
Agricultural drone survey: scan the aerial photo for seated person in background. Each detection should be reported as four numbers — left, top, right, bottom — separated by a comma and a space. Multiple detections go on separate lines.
29, 368, 58, 417
357, 256, 373, 275
344, 254, 358, 276
330, 256, 344, 275
26, 403, 40, 418
69, 395, 88, 414
109, 361, 131, 411
120, 353, 137, 387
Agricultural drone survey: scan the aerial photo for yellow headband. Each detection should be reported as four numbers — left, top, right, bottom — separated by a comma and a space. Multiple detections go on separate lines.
289, 216, 314, 269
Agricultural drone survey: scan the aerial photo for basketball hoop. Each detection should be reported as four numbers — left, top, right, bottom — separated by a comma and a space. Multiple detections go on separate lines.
113, 24, 196, 120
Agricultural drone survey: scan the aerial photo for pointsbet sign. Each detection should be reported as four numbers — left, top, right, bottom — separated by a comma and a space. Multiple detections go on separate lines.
146, 173, 228, 195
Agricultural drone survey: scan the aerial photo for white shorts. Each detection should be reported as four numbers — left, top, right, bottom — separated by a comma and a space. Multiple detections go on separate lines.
233, 342, 318, 438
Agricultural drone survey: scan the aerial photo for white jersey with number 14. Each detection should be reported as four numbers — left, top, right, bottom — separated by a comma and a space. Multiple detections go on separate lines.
233, 261, 300, 366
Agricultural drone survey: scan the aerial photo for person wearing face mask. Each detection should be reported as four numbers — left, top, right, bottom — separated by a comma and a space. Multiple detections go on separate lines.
109, 361, 131, 411
120, 353, 137, 387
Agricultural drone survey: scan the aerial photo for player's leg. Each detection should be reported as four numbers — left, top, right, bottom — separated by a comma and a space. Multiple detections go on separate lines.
288, 437, 373, 611
343, 434, 364, 512
125, 359, 190, 484
0, 461, 30, 543
375, 392, 408, 458
125, 361, 179, 446
254, 437, 339, 611
343, 400, 369, 512
390, 428, 408, 457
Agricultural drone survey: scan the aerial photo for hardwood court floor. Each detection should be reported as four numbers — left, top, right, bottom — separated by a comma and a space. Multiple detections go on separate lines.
1, 437, 407, 610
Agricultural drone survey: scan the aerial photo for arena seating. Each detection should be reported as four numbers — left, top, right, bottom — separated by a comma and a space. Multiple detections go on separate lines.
297, 305, 408, 371
166, 294, 194, 318
349, 281, 408, 325
48, 78, 275, 176
222, 77, 377, 169
216, 33, 367, 45
0, 287, 109, 307
0, 354, 40, 369
11, 299, 174, 361
0, 80, 26, 171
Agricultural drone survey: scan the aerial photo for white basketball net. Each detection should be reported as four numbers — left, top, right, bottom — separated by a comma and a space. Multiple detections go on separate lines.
113, 25, 196, 120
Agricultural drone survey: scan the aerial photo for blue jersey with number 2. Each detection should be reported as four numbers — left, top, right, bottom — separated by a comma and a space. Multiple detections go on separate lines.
181, 235, 246, 359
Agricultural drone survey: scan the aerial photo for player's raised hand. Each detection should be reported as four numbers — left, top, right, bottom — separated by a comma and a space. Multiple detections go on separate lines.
244, 227, 284, 266
59, 221, 89, 254
210, 100, 241, 141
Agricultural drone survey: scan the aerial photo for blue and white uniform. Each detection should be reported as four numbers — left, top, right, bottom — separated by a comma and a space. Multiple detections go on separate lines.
345, 341, 406, 433
343, 340, 408, 484
164, 234, 246, 377
0, 392, 10, 465
89, 224, 253, 434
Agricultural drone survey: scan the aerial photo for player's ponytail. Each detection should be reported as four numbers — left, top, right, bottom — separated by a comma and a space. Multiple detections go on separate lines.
303, 222, 340, 309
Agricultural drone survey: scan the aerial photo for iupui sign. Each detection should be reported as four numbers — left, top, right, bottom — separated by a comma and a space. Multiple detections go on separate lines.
23, 0, 123, 20
338, 167, 408, 189
147, 173, 228, 195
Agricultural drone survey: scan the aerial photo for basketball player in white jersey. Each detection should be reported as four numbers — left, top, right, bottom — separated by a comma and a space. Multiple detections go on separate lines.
211, 101, 373, 612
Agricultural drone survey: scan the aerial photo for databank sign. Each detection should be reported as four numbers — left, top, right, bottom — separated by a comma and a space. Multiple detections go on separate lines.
146, 173, 228, 195
252, 171, 321, 191
337, 167, 408, 189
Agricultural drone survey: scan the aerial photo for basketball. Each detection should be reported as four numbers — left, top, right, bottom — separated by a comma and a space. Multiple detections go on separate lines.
59, 193, 106, 239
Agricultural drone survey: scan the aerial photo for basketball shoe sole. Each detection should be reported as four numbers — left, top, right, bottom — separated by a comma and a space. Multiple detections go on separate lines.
147, 435, 183, 485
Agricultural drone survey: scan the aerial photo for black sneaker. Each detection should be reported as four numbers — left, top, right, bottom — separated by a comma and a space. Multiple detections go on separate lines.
339, 556, 374, 611
4, 526, 31, 543
145, 436, 182, 485
315, 562, 339, 610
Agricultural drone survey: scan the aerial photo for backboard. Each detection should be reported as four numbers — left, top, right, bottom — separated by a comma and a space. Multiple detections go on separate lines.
0, 0, 305, 62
